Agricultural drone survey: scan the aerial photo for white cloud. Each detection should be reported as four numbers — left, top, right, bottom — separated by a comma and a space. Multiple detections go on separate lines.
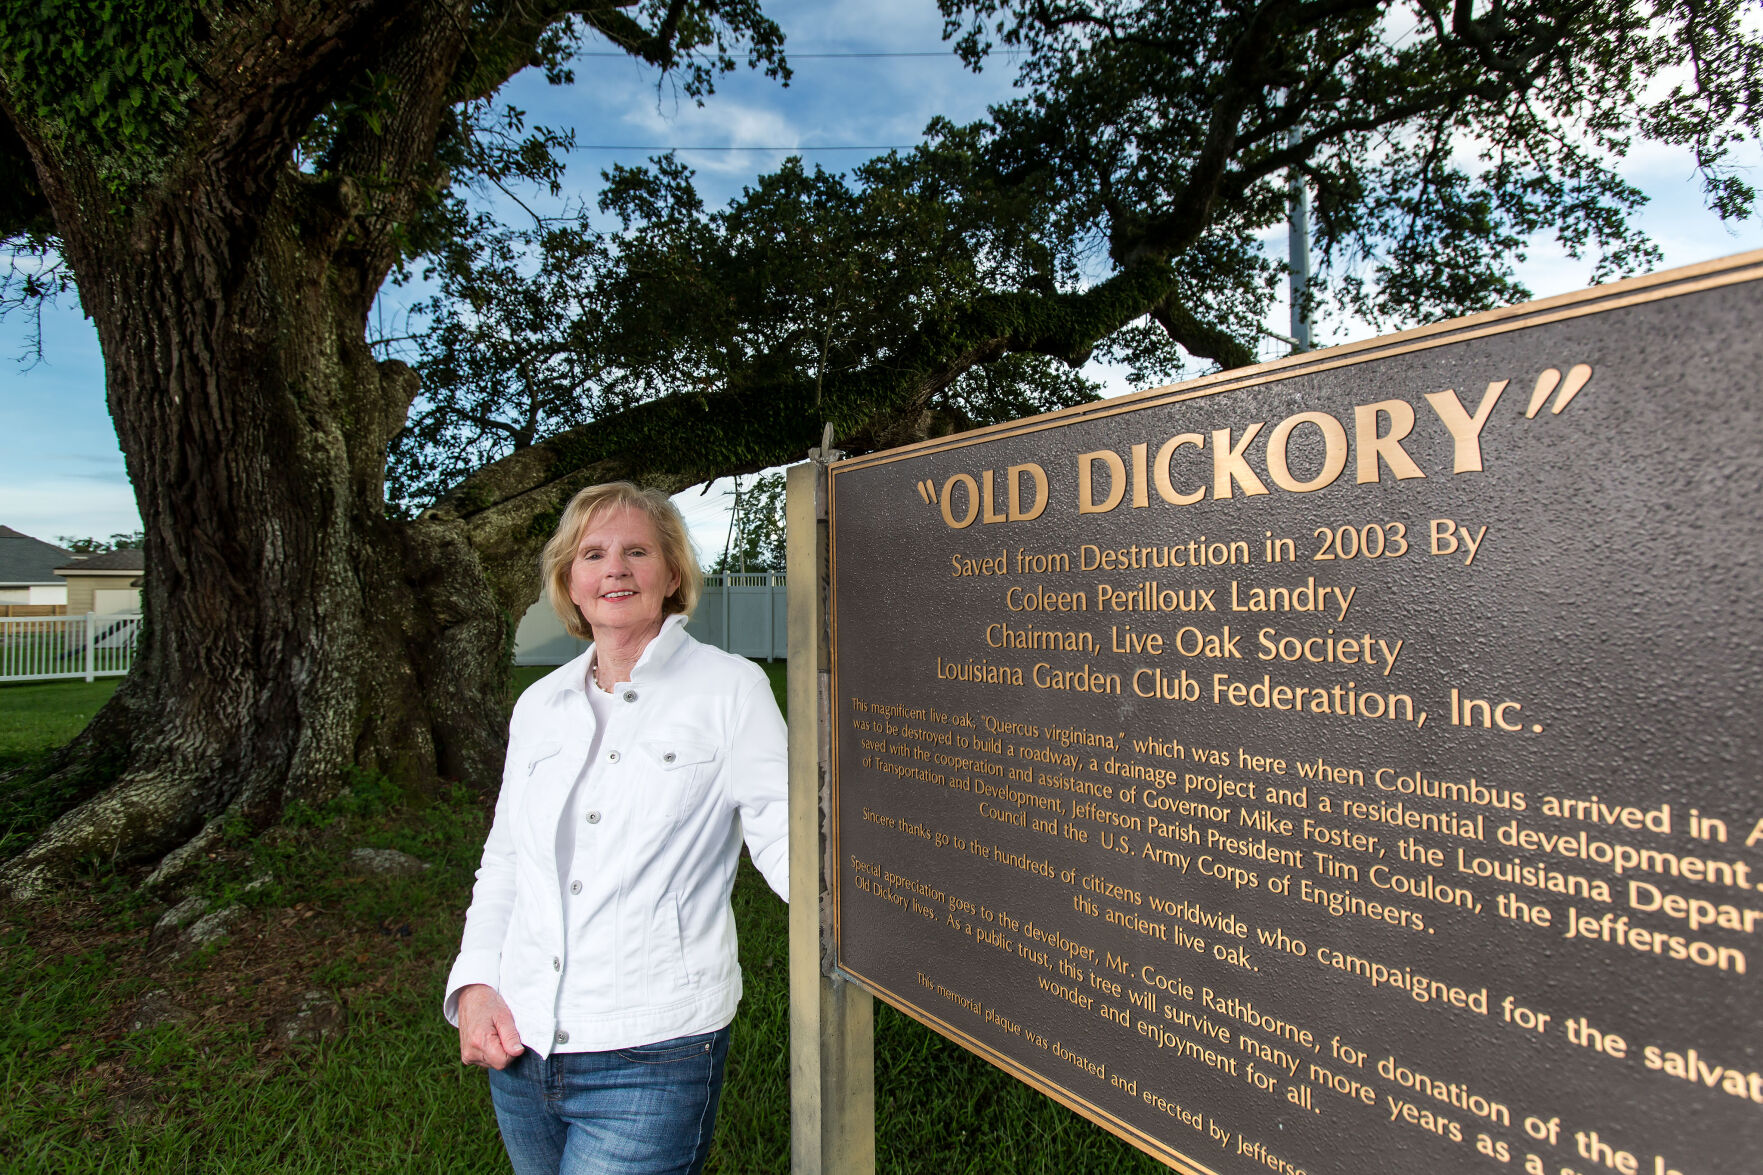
784, 0, 946, 47
613, 96, 810, 175
673, 478, 742, 563
0, 480, 143, 541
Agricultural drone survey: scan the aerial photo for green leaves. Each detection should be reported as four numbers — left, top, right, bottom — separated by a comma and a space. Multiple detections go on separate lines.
944, 0, 1760, 330
711, 473, 788, 573
0, 0, 199, 179
393, 133, 1129, 514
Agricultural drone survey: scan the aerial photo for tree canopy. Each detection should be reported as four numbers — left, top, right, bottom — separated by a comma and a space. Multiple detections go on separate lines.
391, 0, 1761, 520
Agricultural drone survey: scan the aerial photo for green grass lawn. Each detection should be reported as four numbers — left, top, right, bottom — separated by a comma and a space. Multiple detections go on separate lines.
0, 663, 1159, 1173
0, 678, 120, 767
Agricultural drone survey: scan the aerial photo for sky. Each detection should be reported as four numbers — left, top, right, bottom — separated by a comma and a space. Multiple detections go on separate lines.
3, 0, 1760, 562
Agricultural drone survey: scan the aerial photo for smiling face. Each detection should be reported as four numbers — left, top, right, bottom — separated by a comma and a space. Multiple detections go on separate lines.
566, 505, 681, 646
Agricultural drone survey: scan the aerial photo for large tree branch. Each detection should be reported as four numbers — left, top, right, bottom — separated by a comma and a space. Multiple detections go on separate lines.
442, 1, 639, 105
1220, 92, 1459, 202
581, 0, 692, 67
1122, 0, 1326, 263
436, 258, 1244, 589
426, 368, 822, 608
1126, 0, 1575, 266
1149, 295, 1258, 369
325, 0, 756, 291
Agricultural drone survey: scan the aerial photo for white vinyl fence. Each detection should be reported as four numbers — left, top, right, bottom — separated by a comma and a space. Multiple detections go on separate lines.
4, 585, 781, 684
513, 574, 787, 666
0, 612, 143, 684
689, 573, 787, 661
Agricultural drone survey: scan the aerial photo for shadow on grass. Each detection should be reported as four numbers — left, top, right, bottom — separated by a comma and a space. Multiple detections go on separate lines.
0, 678, 125, 860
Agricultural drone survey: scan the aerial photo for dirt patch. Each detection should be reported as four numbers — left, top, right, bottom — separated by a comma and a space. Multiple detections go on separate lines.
1, 847, 461, 1118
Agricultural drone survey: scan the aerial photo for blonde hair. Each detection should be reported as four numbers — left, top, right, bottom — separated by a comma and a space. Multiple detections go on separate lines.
541, 482, 702, 640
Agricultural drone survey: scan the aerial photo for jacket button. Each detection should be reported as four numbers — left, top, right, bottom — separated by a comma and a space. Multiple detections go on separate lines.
586, 811, 601, 824
552, 956, 561, 971
607, 750, 620, 763
663, 751, 676, 764
555, 1029, 569, 1044
623, 690, 638, 703
570, 880, 582, 895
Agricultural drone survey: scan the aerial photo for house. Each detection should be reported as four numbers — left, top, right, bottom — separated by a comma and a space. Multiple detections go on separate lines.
0, 526, 72, 612
55, 547, 145, 614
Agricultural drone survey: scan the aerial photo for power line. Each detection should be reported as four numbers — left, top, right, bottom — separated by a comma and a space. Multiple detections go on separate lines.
570, 144, 915, 151
578, 50, 956, 58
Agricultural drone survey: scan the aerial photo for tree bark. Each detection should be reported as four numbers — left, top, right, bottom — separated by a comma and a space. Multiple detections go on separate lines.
0, 0, 561, 897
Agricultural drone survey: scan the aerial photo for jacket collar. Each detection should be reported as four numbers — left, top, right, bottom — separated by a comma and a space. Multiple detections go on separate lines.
623, 612, 691, 680
563, 612, 691, 696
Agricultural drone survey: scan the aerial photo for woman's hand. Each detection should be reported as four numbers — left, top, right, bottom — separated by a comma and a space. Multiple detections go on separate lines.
458, 983, 525, 1069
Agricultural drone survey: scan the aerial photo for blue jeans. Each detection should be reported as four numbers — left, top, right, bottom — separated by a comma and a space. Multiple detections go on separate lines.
487, 1028, 731, 1175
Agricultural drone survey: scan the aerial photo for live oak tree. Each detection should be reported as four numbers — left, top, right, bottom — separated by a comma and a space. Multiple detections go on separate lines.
0, 0, 790, 895
1, 0, 1757, 894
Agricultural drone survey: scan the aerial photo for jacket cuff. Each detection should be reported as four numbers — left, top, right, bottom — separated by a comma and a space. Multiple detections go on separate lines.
752, 838, 789, 902
443, 951, 503, 1026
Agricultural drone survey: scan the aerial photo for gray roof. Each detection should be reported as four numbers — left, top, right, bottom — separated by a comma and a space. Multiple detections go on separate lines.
0, 526, 75, 586
54, 547, 146, 574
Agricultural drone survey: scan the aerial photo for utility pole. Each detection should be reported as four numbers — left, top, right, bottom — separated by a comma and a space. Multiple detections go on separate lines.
720, 476, 742, 649
719, 475, 742, 573
1287, 129, 1312, 352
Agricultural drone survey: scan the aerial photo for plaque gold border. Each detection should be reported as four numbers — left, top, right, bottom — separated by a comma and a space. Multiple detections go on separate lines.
838, 970, 1228, 1175
829, 247, 1763, 476
823, 249, 1763, 1172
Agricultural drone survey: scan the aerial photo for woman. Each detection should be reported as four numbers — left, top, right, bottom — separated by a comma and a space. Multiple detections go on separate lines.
445, 481, 788, 1175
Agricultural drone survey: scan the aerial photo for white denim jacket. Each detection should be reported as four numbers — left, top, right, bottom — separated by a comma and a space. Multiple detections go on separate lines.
443, 614, 788, 1055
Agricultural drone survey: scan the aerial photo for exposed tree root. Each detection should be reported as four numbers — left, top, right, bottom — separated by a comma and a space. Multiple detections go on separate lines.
0, 767, 213, 900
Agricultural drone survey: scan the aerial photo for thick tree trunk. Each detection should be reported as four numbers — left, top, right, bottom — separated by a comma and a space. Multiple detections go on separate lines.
0, 188, 517, 899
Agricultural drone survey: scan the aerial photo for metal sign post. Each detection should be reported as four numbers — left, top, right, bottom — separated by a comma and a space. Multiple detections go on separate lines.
787, 454, 875, 1175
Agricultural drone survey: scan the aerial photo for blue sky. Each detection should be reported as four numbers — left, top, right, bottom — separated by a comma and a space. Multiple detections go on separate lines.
3, 0, 1760, 560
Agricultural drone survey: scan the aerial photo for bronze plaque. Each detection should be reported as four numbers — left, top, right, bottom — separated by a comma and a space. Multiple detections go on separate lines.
828, 253, 1763, 1174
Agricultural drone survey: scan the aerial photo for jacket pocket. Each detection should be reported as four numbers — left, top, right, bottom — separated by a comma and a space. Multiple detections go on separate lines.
651, 890, 690, 990
525, 742, 562, 774
639, 738, 717, 819
614, 1030, 718, 1064
516, 741, 566, 842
